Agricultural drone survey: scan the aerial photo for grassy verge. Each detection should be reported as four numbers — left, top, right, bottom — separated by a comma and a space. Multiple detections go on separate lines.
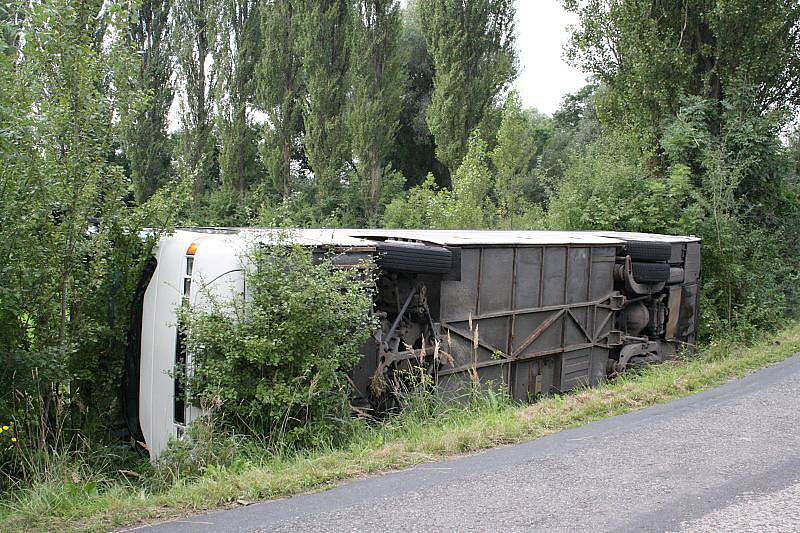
3, 322, 800, 532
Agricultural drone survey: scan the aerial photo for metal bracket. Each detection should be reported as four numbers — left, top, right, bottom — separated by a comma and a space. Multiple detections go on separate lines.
372, 284, 440, 395
609, 293, 625, 311
606, 330, 624, 346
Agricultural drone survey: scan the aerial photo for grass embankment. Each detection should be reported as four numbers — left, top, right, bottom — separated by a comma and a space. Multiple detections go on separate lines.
3, 322, 800, 532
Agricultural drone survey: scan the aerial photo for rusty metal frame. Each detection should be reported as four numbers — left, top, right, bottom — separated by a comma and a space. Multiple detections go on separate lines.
437, 291, 621, 377
431, 244, 625, 397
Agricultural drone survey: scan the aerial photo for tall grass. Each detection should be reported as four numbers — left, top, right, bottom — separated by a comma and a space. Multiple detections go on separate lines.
2, 321, 800, 532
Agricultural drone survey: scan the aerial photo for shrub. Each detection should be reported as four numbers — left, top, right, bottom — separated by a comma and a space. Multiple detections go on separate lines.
180, 244, 378, 448
661, 95, 800, 339
383, 132, 497, 230
546, 94, 800, 341
545, 134, 678, 232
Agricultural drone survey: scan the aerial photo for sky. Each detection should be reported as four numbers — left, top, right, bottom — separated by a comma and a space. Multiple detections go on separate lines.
514, 1, 588, 115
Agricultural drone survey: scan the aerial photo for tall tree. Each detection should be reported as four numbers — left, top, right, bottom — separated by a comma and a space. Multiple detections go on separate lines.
538, 84, 598, 184
419, 0, 517, 171
173, 0, 216, 206
490, 92, 533, 228
256, 0, 303, 200
561, 0, 800, 336
123, 0, 173, 203
0, 1, 37, 423
215, 0, 262, 205
347, 0, 405, 222
564, 0, 800, 149
389, 0, 446, 187
5, 0, 147, 439
447, 130, 495, 229
299, 0, 351, 211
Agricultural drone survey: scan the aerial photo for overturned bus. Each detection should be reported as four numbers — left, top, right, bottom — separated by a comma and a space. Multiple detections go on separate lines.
125, 228, 701, 458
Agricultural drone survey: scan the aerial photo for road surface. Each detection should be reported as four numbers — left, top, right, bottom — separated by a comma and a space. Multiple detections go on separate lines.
141, 355, 800, 532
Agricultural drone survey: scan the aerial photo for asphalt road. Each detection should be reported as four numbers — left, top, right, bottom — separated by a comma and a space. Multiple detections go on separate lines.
139, 355, 800, 533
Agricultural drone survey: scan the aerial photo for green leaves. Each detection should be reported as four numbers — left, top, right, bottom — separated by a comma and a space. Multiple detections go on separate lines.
557, 0, 800, 341
181, 245, 377, 446
448, 131, 495, 229
298, 0, 353, 212
420, 0, 517, 171
256, 0, 303, 201
0, 0, 193, 486
383, 131, 496, 230
546, 133, 669, 232
491, 92, 537, 228
347, 0, 405, 223
564, 0, 800, 154
120, 0, 173, 204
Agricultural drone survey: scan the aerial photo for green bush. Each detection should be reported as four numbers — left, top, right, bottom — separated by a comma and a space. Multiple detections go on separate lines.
546, 93, 800, 341
545, 133, 679, 232
180, 244, 378, 448
383, 132, 497, 230
155, 418, 245, 483
660, 95, 800, 339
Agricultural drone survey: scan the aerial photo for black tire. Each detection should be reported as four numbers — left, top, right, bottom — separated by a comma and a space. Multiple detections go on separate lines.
625, 240, 671, 262
376, 241, 454, 274
631, 261, 670, 284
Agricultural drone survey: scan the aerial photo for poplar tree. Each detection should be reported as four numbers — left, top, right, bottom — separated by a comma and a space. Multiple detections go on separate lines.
491, 91, 533, 228
391, 0, 442, 187
299, 0, 351, 211
173, 0, 216, 206
419, 0, 517, 171
347, 0, 404, 222
257, 0, 303, 200
123, 0, 173, 203
216, 0, 262, 204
